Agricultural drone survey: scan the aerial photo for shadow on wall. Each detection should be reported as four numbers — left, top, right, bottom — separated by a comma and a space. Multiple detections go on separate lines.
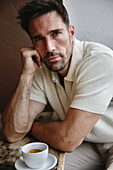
0, 0, 32, 113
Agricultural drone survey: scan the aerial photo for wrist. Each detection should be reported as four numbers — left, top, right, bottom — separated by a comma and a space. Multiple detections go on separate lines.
19, 73, 34, 87
21, 69, 35, 77
30, 122, 44, 137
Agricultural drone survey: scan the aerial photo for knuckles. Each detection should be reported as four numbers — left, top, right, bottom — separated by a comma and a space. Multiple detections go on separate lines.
20, 48, 35, 57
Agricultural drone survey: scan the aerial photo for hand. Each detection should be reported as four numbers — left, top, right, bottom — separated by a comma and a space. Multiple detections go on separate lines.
20, 47, 41, 75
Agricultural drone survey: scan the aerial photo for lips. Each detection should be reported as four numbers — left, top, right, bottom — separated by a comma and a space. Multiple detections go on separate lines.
47, 56, 60, 62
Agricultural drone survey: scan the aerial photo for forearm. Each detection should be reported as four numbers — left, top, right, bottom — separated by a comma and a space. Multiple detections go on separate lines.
30, 121, 81, 152
30, 121, 64, 150
2, 74, 33, 142
30, 108, 101, 152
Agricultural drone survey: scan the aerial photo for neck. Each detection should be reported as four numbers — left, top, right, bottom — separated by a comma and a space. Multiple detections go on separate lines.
59, 38, 74, 77
59, 55, 72, 77
58, 73, 65, 88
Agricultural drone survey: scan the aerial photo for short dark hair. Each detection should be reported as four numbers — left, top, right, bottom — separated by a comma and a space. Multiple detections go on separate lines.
17, 0, 69, 36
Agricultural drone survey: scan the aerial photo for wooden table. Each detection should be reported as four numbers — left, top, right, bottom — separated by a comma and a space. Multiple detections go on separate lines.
0, 114, 65, 170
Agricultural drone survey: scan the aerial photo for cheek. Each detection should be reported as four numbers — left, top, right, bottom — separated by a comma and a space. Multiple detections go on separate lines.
65, 39, 73, 57
34, 45, 45, 58
60, 38, 72, 55
56, 38, 70, 53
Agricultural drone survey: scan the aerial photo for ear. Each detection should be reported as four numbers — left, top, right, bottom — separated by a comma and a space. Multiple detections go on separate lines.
69, 25, 75, 39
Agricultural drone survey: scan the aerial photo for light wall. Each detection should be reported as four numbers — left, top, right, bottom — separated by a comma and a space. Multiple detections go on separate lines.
64, 0, 113, 49
0, 0, 113, 112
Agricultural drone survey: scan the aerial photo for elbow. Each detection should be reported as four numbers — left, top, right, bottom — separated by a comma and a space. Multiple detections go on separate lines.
65, 144, 79, 153
4, 133, 24, 143
3, 131, 17, 143
58, 136, 83, 153
3, 130, 16, 143
5, 135, 18, 143
2, 128, 25, 143
56, 123, 84, 152
64, 140, 82, 153
2, 123, 30, 143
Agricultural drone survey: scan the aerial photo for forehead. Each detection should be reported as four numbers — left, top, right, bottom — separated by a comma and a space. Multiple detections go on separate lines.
29, 11, 67, 36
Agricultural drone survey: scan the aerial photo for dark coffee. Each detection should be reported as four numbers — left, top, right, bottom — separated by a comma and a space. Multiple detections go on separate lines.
28, 149, 42, 153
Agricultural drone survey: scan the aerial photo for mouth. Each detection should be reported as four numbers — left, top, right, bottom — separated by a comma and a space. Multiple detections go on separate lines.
46, 56, 60, 62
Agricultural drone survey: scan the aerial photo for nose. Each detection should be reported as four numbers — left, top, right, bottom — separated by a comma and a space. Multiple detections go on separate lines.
45, 37, 56, 52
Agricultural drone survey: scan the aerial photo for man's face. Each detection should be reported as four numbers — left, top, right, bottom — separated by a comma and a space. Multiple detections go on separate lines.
29, 11, 75, 76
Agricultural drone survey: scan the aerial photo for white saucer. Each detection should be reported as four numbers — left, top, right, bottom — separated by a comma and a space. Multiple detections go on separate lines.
15, 153, 57, 170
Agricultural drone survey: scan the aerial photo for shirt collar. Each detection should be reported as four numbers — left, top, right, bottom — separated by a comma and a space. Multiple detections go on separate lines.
64, 38, 84, 81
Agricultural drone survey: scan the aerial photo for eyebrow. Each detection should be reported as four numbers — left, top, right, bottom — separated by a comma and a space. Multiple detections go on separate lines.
31, 34, 43, 40
31, 29, 64, 40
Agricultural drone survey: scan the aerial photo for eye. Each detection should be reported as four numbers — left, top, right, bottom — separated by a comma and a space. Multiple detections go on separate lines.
53, 31, 60, 36
35, 37, 42, 42
32, 35, 44, 43
34, 38, 40, 42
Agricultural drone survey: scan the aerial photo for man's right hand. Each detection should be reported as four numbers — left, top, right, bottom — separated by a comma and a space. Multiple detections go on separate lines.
20, 47, 42, 75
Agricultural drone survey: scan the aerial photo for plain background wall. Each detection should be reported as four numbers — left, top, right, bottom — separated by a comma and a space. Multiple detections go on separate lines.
63, 0, 113, 49
0, 0, 113, 113
0, 0, 32, 112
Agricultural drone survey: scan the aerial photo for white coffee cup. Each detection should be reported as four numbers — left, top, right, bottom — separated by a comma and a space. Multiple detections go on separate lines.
19, 142, 48, 169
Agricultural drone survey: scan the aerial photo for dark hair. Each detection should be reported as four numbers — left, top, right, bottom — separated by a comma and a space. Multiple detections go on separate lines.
17, 0, 69, 36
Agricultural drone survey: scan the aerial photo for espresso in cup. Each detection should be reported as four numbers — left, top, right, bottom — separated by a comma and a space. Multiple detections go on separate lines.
19, 142, 48, 169
28, 149, 42, 153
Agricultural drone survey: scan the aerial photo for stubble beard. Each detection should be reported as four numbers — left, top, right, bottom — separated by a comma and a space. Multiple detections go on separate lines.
43, 58, 68, 72
42, 43, 73, 72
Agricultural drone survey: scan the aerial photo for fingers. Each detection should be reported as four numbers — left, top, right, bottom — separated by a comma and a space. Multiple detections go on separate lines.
20, 47, 42, 75
20, 47, 42, 67
32, 52, 42, 67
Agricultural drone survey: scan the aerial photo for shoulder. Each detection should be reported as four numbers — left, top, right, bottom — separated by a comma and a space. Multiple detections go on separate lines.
75, 42, 113, 84
82, 41, 113, 63
78, 41, 113, 71
83, 41, 113, 54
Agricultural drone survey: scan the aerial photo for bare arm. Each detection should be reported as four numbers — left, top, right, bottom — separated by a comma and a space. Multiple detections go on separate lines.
2, 48, 45, 142
30, 108, 101, 152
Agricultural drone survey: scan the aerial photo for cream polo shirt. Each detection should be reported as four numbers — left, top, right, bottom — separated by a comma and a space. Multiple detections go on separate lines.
30, 38, 113, 143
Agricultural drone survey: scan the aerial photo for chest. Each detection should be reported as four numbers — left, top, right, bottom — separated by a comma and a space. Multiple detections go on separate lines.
45, 76, 76, 114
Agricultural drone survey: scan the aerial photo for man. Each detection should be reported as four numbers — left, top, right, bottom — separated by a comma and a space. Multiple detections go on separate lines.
2, 0, 113, 169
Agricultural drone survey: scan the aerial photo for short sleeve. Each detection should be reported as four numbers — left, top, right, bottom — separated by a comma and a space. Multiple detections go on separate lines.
70, 53, 113, 114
